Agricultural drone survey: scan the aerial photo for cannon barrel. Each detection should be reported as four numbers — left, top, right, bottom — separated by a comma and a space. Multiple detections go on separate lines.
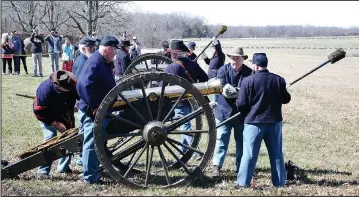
112, 78, 222, 108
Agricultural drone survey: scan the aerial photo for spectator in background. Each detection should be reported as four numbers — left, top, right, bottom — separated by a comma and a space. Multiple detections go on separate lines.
62, 38, 74, 72
10, 30, 22, 75
45, 29, 62, 72
129, 36, 141, 60
114, 39, 132, 81
19, 38, 28, 74
1, 33, 14, 75
30, 29, 45, 77
73, 42, 80, 62
90, 31, 101, 48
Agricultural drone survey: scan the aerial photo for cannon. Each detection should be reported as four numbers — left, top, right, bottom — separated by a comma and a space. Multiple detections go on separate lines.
2, 48, 346, 188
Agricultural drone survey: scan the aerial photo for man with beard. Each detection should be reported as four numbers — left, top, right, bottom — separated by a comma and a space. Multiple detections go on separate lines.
72, 36, 97, 78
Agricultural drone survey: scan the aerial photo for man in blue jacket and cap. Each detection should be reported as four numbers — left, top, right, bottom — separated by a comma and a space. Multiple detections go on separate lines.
72, 36, 97, 78
164, 39, 208, 160
235, 53, 291, 188
76, 35, 118, 184
186, 42, 197, 61
211, 47, 252, 176
114, 39, 132, 81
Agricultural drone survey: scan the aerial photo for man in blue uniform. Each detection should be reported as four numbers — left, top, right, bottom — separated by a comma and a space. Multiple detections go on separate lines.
212, 47, 252, 176
114, 39, 132, 81
33, 70, 78, 179
76, 36, 118, 184
235, 53, 291, 188
187, 42, 197, 61
201, 38, 226, 79
72, 36, 97, 78
164, 39, 208, 159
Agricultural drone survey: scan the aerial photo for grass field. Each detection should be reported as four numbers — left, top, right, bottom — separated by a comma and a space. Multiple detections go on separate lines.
1, 37, 359, 196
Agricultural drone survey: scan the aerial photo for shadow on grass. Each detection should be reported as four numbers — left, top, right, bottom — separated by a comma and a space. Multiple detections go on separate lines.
255, 166, 357, 187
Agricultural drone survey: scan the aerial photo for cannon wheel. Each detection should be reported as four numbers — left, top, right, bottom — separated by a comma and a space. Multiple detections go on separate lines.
130, 53, 157, 63
94, 72, 216, 188
124, 54, 173, 75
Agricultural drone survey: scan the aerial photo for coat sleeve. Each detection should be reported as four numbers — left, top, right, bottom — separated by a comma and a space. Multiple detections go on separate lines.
216, 67, 227, 87
281, 78, 291, 104
208, 56, 219, 69
33, 90, 55, 125
236, 79, 250, 114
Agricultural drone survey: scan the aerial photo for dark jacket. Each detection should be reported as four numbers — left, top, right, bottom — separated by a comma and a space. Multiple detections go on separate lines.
114, 48, 131, 77
204, 41, 225, 78
44, 35, 62, 53
33, 79, 78, 128
77, 51, 116, 114
164, 56, 209, 106
215, 63, 252, 122
72, 53, 88, 78
187, 52, 197, 62
236, 69, 291, 124
30, 33, 44, 53
164, 56, 208, 83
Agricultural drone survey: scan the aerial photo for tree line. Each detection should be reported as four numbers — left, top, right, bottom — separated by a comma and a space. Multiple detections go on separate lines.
2, 1, 359, 48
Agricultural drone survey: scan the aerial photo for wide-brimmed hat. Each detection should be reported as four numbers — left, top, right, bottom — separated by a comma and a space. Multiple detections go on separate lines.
50, 70, 76, 92
226, 47, 248, 60
169, 40, 190, 53
119, 39, 132, 47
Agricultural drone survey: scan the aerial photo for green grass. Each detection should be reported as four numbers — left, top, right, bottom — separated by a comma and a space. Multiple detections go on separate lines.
1, 37, 359, 195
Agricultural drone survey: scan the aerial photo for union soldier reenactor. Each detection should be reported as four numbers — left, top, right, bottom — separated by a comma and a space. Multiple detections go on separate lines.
211, 47, 252, 176
235, 53, 291, 188
164, 40, 208, 159
114, 39, 132, 81
201, 38, 226, 79
187, 42, 197, 61
33, 70, 78, 179
76, 36, 118, 184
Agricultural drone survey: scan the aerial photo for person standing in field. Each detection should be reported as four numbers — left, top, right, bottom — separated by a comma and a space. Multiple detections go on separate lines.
211, 47, 252, 177
62, 38, 75, 72
45, 29, 62, 72
187, 42, 197, 62
30, 29, 45, 77
1, 34, 14, 75
235, 53, 291, 188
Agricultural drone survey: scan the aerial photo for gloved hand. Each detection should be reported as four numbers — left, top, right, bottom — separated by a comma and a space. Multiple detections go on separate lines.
212, 38, 219, 46
201, 52, 208, 59
222, 84, 239, 98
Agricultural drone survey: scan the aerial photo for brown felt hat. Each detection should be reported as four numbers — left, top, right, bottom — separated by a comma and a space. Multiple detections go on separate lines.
226, 47, 248, 60
50, 70, 76, 92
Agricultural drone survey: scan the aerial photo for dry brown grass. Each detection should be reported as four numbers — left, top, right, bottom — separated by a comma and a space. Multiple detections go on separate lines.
1, 37, 359, 196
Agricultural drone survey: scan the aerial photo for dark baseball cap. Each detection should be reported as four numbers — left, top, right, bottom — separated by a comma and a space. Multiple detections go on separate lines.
100, 36, 120, 48
79, 36, 96, 46
250, 53, 268, 67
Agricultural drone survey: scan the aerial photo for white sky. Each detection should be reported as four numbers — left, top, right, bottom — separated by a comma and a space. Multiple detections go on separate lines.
125, 1, 359, 28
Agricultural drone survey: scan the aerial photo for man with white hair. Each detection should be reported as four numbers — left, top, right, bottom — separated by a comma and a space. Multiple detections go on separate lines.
72, 36, 96, 78
76, 35, 118, 184
129, 36, 141, 60
164, 40, 208, 160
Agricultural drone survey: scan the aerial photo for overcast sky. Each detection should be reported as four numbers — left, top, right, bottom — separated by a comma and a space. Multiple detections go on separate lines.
125, 1, 359, 28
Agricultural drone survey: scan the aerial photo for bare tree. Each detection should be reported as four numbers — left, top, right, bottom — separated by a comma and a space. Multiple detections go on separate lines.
2, 1, 47, 33
40, 1, 71, 31
66, 1, 129, 36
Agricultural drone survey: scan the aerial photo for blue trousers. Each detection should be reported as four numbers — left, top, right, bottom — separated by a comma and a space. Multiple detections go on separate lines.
78, 109, 109, 183
174, 105, 200, 157
38, 122, 72, 175
212, 118, 244, 171
236, 122, 286, 187
76, 111, 84, 166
